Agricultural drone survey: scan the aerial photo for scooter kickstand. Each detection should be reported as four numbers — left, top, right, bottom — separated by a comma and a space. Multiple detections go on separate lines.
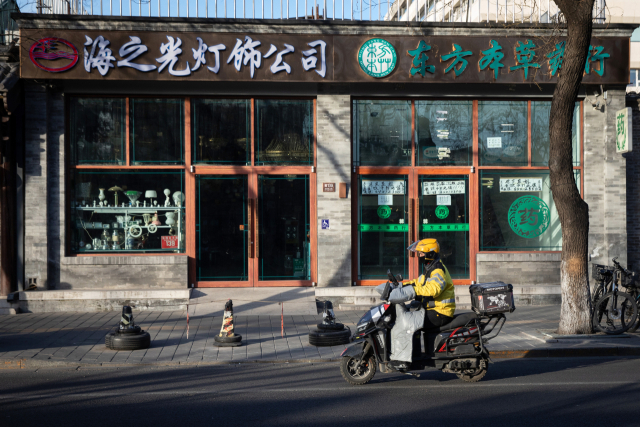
403, 372, 420, 378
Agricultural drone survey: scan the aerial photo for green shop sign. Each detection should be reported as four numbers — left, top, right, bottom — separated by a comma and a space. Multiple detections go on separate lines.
616, 107, 633, 154
508, 195, 551, 238
359, 223, 469, 232
358, 38, 397, 78
377, 205, 392, 219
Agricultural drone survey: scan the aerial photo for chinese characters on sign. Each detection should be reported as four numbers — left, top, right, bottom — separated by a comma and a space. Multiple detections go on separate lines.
422, 181, 466, 195
616, 107, 633, 154
25, 33, 621, 83
499, 178, 543, 193
507, 195, 551, 238
80, 34, 327, 78
362, 180, 406, 195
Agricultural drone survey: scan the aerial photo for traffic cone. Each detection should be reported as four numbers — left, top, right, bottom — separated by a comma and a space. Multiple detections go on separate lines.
214, 299, 242, 347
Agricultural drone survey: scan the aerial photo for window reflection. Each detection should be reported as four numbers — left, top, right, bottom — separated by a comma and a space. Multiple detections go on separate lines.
354, 100, 411, 166
416, 101, 472, 166
70, 98, 125, 165
531, 102, 580, 166
131, 98, 184, 165
192, 99, 250, 165
255, 100, 313, 166
478, 101, 528, 166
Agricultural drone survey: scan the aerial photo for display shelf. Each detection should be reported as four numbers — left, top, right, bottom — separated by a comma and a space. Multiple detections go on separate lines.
74, 206, 184, 214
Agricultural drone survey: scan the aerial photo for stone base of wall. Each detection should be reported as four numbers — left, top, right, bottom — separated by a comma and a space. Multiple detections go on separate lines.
477, 253, 561, 286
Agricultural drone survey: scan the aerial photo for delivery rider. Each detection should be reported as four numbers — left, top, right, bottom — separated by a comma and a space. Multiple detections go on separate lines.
404, 238, 456, 330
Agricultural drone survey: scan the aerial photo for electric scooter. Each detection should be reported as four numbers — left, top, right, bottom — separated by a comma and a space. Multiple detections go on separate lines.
339, 271, 509, 385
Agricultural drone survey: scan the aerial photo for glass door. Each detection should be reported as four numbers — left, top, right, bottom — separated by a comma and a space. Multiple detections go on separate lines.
257, 175, 310, 282
196, 175, 249, 283
418, 175, 470, 279
357, 175, 410, 281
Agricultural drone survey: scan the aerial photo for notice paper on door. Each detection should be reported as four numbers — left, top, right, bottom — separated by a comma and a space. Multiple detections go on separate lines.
378, 195, 393, 205
436, 195, 451, 206
423, 181, 465, 195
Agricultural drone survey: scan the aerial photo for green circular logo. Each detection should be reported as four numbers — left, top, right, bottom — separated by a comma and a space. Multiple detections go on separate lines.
377, 205, 391, 219
508, 196, 551, 238
358, 39, 397, 78
435, 205, 449, 219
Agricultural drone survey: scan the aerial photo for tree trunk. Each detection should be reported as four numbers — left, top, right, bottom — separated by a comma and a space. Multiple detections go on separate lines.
551, 0, 595, 334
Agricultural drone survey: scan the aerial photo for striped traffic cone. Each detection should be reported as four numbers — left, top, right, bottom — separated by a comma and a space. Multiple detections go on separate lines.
214, 299, 242, 347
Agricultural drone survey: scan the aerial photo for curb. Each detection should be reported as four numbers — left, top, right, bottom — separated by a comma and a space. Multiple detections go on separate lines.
3, 347, 640, 369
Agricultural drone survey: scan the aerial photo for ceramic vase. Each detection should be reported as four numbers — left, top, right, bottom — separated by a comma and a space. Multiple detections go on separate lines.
165, 212, 176, 226
98, 188, 106, 203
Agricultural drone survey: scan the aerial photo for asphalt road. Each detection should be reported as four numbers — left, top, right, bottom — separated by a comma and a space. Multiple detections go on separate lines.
1, 357, 639, 427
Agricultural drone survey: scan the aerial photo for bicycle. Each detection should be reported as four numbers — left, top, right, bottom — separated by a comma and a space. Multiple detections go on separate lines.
591, 258, 638, 335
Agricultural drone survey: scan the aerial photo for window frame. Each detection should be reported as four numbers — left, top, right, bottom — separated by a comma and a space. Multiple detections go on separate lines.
351, 97, 584, 286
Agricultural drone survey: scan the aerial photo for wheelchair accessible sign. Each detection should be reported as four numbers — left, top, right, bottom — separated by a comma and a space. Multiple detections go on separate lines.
321, 219, 330, 230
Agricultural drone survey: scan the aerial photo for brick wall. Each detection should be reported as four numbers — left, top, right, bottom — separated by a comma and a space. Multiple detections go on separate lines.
316, 93, 352, 287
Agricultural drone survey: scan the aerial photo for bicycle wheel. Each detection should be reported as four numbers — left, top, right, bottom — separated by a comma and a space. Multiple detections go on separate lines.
592, 291, 638, 335
628, 292, 640, 333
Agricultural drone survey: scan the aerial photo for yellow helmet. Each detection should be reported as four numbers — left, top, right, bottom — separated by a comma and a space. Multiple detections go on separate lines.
407, 238, 440, 260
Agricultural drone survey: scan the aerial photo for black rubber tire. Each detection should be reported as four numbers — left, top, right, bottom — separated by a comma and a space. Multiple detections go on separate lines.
308, 328, 351, 347
455, 359, 488, 383
115, 326, 142, 335
340, 354, 377, 385
214, 334, 242, 343
592, 291, 638, 335
105, 331, 150, 351
316, 322, 345, 331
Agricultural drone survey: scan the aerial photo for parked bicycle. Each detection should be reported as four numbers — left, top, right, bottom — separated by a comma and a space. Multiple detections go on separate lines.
591, 258, 638, 335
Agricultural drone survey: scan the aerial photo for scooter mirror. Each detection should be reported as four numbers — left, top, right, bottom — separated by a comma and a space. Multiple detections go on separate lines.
397, 274, 403, 282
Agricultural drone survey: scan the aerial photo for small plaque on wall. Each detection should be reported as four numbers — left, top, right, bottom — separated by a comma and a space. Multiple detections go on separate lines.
323, 183, 336, 192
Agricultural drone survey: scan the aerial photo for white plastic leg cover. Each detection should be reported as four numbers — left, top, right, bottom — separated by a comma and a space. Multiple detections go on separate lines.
389, 285, 416, 304
375, 283, 387, 296
390, 304, 425, 362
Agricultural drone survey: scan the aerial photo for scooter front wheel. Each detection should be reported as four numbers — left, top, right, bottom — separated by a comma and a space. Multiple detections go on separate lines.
340, 354, 377, 385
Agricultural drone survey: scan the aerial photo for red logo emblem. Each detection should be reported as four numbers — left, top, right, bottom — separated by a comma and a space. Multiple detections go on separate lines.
29, 38, 78, 73
161, 235, 179, 249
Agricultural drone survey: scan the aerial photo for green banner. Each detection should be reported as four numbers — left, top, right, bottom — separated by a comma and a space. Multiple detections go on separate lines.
421, 223, 469, 232
359, 224, 409, 232
359, 223, 469, 232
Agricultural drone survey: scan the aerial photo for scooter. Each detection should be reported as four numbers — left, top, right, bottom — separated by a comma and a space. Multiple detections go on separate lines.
339, 271, 508, 385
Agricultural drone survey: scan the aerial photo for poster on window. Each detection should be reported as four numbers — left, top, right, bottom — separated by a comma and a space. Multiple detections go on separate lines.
362, 180, 405, 195
499, 178, 543, 192
422, 181, 465, 195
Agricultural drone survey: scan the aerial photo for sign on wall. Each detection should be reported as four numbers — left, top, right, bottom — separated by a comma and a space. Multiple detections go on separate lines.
499, 178, 543, 192
19, 29, 630, 84
616, 107, 633, 154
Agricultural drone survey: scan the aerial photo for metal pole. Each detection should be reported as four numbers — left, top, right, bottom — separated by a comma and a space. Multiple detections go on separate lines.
234, 0, 236, 18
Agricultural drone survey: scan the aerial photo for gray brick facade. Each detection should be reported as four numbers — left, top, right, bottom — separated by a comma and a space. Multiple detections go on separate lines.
23, 83, 188, 291
316, 93, 352, 287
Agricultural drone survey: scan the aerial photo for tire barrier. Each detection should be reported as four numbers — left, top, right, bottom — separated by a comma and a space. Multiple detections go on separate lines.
214, 299, 242, 347
309, 300, 351, 347
105, 306, 151, 351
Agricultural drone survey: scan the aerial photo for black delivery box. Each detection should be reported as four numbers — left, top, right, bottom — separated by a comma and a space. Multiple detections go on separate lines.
469, 282, 515, 316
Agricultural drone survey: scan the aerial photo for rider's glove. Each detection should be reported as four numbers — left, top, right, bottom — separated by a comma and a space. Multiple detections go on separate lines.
389, 285, 416, 304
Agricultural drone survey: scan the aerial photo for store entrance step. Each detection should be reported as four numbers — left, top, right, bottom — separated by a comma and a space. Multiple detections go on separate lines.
318, 284, 562, 311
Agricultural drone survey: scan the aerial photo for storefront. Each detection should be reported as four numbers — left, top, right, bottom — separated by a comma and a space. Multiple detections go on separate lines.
12, 14, 635, 300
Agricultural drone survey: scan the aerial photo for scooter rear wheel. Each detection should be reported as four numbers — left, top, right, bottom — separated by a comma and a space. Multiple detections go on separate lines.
340, 354, 377, 385
456, 359, 488, 383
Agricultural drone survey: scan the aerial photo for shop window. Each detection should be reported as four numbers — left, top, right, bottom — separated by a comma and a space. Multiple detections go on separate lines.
357, 175, 409, 280
255, 100, 314, 166
130, 98, 184, 165
70, 170, 185, 254
415, 100, 472, 166
480, 170, 580, 251
478, 101, 528, 166
192, 99, 250, 165
70, 97, 125, 165
531, 102, 580, 167
353, 100, 412, 167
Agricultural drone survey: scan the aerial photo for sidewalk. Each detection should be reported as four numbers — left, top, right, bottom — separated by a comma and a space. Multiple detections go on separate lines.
2, 306, 640, 368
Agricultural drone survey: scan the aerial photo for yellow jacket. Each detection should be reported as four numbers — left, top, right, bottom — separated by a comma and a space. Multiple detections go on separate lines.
404, 261, 456, 317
